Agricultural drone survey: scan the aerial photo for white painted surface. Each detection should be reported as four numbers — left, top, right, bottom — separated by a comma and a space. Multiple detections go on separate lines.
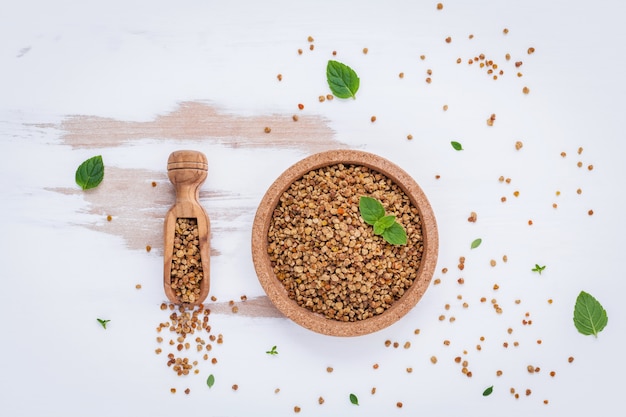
1, 1, 625, 416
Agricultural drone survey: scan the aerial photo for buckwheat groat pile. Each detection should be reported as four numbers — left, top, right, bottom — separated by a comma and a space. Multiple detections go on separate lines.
267, 164, 424, 322
170, 218, 203, 304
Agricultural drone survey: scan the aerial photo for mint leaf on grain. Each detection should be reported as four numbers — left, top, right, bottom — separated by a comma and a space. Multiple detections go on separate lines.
349, 393, 359, 405
451, 141, 463, 151
359, 196, 385, 225
382, 222, 407, 245
76, 155, 104, 190
207, 374, 215, 388
470, 238, 482, 249
573, 291, 608, 337
359, 196, 407, 245
326, 60, 360, 99
373, 215, 396, 235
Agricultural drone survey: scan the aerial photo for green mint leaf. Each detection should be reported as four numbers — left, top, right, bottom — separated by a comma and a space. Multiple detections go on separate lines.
349, 393, 359, 406
483, 385, 494, 396
531, 264, 546, 274
573, 291, 608, 337
359, 196, 385, 225
327, 60, 360, 99
207, 374, 215, 388
382, 222, 407, 245
97, 318, 110, 329
373, 215, 396, 235
266, 345, 278, 355
470, 238, 482, 249
451, 141, 463, 151
75, 155, 104, 190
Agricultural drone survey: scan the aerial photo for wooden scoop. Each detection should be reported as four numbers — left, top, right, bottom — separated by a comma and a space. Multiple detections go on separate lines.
163, 150, 210, 305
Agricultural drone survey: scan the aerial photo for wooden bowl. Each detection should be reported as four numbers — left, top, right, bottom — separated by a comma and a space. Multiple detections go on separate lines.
251, 150, 438, 336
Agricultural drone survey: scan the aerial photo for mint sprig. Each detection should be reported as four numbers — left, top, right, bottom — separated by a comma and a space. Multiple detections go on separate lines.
359, 196, 407, 245
97, 318, 110, 329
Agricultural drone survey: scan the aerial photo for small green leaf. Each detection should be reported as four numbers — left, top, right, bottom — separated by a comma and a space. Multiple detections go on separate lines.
451, 141, 463, 151
573, 291, 608, 337
207, 374, 215, 388
483, 385, 494, 396
349, 393, 359, 405
97, 318, 110, 329
382, 222, 407, 245
470, 238, 482, 249
266, 345, 278, 355
75, 155, 104, 190
359, 196, 385, 225
531, 264, 546, 274
373, 215, 396, 235
326, 60, 360, 99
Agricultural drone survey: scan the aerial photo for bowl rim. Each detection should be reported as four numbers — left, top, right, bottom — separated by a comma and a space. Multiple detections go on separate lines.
251, 149, 438, 336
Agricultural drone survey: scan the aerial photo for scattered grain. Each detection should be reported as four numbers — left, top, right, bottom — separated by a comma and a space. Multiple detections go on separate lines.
362, 47, 369, 54
430, 356, 438, 364
437, 2, 443, 10
527, 47, 535, 54
107, 215, 112, 222
318, 397, 324, 405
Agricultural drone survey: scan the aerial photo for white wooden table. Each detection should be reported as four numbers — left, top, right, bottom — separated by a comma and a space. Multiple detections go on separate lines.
2, 1, 625, 416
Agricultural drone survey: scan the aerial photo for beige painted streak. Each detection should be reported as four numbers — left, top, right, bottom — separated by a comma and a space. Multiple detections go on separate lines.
59, 101, 342, 153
